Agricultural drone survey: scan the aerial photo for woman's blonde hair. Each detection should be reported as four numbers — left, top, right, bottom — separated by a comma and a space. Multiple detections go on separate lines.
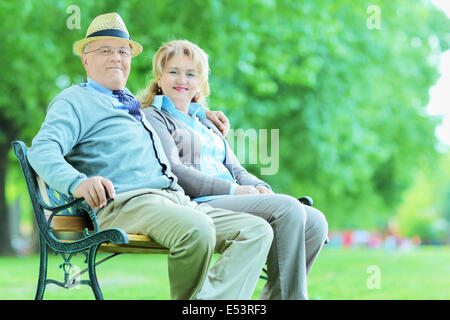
138, 39, 210, 109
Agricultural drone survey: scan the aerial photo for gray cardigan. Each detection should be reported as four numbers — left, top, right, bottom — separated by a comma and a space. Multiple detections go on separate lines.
143, 105, 271, 198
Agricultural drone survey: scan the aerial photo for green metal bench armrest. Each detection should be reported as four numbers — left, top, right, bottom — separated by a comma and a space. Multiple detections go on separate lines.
11, 140, 127, 251
37, 195, 84, 214
298, 196, 313, 206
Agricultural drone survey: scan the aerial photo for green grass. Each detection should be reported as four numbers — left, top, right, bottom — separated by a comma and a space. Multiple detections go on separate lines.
0, 246, 448, 300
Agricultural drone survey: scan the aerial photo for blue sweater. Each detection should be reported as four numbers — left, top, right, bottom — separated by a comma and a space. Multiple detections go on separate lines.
27, 83, 180, 196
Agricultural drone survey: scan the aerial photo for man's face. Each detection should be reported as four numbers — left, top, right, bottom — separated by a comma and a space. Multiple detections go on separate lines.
81, 38, 132, 90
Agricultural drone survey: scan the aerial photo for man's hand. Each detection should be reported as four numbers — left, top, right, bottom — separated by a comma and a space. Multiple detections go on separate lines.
205, 109, 230, 136
256, 186, 274, 194
74, 176, 115, 210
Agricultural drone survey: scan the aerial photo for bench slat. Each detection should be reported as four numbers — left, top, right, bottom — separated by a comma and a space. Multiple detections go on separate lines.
56, 216, 169, 254
99, 244, 169, 254
100, 234, 168, 253
100, 233, 168, 254
51, 216, 94, 232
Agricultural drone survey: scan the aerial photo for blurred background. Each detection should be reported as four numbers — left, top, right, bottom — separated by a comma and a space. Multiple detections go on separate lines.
0, 0, 449, 299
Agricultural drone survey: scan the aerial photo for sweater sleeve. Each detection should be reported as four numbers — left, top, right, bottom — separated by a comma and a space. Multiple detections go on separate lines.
27, 98, 87, 195
223, 138, 272, 190
143, 107, 233, 198
199, 117, 272, 190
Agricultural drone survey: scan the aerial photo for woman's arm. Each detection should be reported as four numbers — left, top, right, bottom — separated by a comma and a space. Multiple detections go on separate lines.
143, 107, 234, 198
222, 137, 273, 191
199, 116, 274, 193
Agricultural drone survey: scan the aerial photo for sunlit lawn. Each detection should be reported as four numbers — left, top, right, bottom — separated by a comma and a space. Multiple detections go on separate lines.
0, 246, 448, 300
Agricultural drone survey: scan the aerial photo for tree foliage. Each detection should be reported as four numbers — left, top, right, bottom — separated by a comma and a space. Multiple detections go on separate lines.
1, 0, 449, 253
395, 153, 450, 242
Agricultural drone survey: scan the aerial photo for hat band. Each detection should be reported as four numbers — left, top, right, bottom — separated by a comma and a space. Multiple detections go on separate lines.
87, 29, 131, 40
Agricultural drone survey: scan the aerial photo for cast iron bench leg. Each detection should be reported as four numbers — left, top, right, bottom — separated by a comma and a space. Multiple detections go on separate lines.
35, 236, 48, 300
88, 244, 104, 300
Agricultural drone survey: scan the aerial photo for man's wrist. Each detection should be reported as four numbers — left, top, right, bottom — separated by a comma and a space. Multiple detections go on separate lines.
69, 176, 87, 196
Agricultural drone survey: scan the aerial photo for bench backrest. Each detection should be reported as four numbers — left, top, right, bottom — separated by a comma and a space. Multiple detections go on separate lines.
11, 141, 93, 234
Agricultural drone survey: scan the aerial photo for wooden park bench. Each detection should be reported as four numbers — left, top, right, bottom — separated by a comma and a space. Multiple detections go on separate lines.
12, 140, 169, 300
11, 140, 317, 300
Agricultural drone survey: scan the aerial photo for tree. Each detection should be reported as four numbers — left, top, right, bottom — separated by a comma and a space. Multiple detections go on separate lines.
0, 0, 102, 254
395, 152, 450, 243
202, 0, 450, 229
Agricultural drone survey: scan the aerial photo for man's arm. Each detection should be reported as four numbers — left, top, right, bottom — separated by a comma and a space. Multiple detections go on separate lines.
74, 176, 115, 209
27, 99, 87, 195
204, 109, 230, 136
27, 98, 113, 209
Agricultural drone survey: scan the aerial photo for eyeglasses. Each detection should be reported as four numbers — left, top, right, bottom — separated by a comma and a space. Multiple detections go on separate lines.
84, 46, 133, 57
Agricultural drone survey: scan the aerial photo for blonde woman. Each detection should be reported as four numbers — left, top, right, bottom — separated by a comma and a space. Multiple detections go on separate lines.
139, 40, 328, 300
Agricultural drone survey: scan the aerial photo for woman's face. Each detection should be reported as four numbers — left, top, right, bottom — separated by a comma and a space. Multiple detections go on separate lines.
158, 54, 201, 111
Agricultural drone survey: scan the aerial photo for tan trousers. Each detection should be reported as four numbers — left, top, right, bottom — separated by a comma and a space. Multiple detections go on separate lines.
96, 188, 273, 300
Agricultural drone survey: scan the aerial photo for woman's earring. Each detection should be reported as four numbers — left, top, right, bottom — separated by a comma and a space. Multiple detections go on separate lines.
157, 86, 162, 94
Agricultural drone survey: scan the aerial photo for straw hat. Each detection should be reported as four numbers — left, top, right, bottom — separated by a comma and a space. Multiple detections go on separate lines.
73, 12, 143, 57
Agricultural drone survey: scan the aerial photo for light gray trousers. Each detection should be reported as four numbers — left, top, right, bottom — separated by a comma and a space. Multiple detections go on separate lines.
206, 193, 328, 300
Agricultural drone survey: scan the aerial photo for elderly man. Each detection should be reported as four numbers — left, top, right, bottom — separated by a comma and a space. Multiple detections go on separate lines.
27, 12, 273, 300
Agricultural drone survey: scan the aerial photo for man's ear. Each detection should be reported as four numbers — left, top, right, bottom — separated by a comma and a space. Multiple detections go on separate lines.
81, 54, 88, 69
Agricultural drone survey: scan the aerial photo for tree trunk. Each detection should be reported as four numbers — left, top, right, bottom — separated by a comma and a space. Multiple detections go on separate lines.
0, 138, 14, 255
